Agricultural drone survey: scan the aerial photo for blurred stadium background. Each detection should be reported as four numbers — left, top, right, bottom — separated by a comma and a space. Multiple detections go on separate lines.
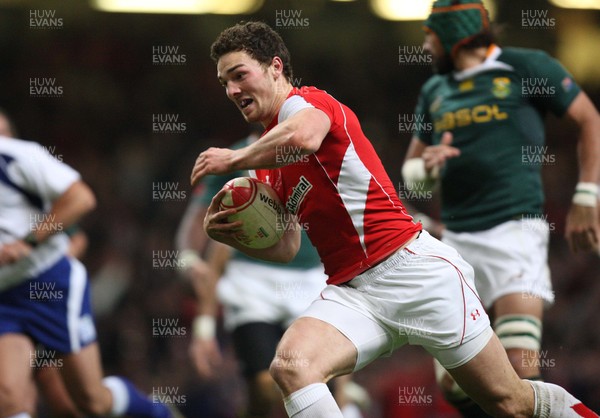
1, 0, 599, 416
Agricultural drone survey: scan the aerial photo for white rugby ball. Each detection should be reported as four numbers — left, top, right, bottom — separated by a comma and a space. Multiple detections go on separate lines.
219, 177, 285, 249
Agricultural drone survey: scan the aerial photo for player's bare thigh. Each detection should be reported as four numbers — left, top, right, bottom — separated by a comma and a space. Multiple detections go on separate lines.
447, 333, 534, 417
0, 333, 36, 417
270, 317, 357, 397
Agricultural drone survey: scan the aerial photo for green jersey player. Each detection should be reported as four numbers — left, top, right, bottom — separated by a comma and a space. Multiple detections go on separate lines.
403, 1, 600, 416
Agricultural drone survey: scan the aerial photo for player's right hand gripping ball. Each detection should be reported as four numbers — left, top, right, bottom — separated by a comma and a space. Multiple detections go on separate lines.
218, 177, 285, 249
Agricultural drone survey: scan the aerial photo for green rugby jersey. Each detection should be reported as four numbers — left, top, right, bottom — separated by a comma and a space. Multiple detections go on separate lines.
413, 45, 580, 232
194, 135, 322, 269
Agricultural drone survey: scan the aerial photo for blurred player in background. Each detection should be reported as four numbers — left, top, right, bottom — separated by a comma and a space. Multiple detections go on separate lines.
177, 129, 368, 418
191, 21, 597, 417
0, 108, 82, 418
0, 109, 182, 418
402, 0, 600, 415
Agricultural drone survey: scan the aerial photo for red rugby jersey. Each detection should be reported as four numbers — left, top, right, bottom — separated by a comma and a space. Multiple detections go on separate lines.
255, 87, 421, 285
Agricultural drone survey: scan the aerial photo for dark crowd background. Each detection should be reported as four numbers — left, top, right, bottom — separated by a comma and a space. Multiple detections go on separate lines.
1, 0, 599, 416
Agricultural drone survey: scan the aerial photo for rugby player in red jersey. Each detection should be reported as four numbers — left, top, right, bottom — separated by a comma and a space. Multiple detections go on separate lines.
191, 21, 598, 418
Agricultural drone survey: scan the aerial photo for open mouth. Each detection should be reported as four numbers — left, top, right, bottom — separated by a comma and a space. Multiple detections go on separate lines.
240, 98, 253, 109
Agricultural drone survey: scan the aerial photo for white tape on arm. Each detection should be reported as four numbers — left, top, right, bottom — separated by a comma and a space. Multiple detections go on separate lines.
178, 249, 202, 271
572, 182, 598, 207
402, 158, 428, 183
401, 158, 438, 192
193, 315, 216, 340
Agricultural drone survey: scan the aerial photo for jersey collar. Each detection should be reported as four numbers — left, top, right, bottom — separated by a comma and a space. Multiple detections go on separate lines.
452, 44, 513, 81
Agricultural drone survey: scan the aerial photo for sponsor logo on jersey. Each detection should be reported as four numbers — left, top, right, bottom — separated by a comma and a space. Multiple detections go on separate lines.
434, 104, 508, 131
492, 77, 511, 99
459, 79, 474, 92
286, 176, 312, 215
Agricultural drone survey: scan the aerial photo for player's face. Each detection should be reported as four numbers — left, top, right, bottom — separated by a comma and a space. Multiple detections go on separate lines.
423, 32, 454, 74
217, 51, 280, 126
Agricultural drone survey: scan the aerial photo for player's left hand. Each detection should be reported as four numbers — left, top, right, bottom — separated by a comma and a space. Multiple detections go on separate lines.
565, 203, 599, 253
0, 240, 33, 266
203, 189, 243, 246
191, 147, 236, 186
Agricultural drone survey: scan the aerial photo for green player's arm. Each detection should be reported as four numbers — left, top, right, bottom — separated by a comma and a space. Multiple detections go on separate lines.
563, 91, 600, 252
565, 91, 600, 184
176, 200, 231, 316
404, 132, 459, 174
204, 189, 301, 263
404, 136, 427, 160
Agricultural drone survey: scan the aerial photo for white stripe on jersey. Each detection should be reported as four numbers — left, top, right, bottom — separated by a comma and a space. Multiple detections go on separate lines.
338, 137, 371, 255
278, 95, 315, 124
279, 94, 378, 256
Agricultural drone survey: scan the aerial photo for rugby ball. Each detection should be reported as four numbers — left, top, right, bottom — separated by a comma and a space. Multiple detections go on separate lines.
219, 177, 285, 249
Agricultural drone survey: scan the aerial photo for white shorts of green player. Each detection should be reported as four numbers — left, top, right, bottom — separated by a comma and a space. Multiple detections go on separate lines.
217, 260, 326, 331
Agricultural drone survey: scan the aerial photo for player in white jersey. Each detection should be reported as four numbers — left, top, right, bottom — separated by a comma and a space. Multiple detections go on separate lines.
0, 109, 83, 417
0, 116, 181, 418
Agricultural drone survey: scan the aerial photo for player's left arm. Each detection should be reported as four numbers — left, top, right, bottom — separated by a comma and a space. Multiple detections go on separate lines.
203, 189, 301, 263
564, 91, 600, 253
0, 181, 96, 265
191, 108, 330, 185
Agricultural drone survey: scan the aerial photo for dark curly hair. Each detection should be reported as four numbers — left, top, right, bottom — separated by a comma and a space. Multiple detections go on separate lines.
210, 21, 294, 81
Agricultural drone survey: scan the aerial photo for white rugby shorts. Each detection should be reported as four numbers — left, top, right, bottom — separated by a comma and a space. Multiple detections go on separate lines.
217, 259, 327, 331
300, 231, 493, 370
442, 218, 554, 309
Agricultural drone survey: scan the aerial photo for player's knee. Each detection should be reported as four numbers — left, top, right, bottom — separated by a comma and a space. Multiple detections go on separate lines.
269, 356, 299, 392
494, 315, 542, 377
269, 352, 319, 393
